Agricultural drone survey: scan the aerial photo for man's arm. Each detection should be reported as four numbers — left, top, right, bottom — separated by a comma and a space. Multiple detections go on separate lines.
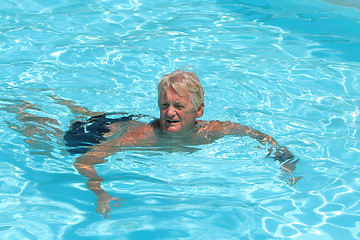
203, 121, 293, 160
73, 122, 157, 218
201, 121, 299, 183
227, 122, 300, 183
73, 139, 126, 218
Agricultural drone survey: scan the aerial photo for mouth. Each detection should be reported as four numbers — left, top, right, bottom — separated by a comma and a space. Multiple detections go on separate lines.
166, 119, 179, 123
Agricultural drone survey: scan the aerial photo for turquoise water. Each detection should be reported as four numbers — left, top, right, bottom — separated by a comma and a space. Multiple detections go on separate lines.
1, 0, 360, 239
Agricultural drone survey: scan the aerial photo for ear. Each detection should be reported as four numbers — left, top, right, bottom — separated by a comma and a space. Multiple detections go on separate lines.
196, 103, 204, 118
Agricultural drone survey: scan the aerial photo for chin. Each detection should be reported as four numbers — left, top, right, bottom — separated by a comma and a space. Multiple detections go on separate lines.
164, 127, 182, 133
160, 121, 182, 133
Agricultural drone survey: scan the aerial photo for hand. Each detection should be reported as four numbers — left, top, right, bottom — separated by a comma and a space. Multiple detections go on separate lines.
267, 146, 295, 163
286, 176, 303, 186
267, 146, 302, 185
281, 157, 299, 173
95, 193, 124, 218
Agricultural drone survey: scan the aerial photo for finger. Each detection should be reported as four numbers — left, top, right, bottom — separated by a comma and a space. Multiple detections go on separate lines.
96, 205, 111, 219
113, 202, 122, 208
102, 212, 110, 219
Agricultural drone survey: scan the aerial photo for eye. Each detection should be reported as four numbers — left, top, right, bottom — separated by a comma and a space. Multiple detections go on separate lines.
174, 104, 184, 110
160, 103, 169, 109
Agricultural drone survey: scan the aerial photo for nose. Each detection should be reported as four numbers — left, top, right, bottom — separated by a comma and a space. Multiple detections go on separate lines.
166, 105, 176, 117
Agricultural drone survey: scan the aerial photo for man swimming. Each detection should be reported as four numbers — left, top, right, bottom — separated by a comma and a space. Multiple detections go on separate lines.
70, 69, 297, 217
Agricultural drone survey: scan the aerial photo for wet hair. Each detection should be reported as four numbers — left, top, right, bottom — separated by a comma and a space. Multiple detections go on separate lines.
157, 69, 204, 110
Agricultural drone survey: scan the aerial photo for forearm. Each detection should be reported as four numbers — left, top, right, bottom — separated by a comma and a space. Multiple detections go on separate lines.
74, 150, 112, 205
228, 122, 298, 179
74, 160, 103, 179
73, 147, 111, 178
72, 135, 130, 217
237, 124, 295, 163
74, 144, 114, 165
87, 178, 107, 197
227, 122, 278, 146
245, 127, 279, 146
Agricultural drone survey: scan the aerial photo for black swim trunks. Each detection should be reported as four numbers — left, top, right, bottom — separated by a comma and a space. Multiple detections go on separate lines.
64, 113, 148, 155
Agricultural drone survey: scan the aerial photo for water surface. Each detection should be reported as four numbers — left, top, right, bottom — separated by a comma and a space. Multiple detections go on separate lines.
0, 0, 359, 239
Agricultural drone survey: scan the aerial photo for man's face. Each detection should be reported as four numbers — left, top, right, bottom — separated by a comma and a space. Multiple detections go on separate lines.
158, 87, 203, 133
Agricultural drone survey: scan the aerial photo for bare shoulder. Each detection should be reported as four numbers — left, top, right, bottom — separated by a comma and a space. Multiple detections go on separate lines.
197, 120, 248, 132
104, 120, 152, 137
124, 121, 156, 139
104, 121, 157, 147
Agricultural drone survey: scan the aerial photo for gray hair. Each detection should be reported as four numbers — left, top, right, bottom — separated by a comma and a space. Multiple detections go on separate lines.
158, 69, 204, 110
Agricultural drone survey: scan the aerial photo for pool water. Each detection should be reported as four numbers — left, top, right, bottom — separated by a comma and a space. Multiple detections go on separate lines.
1, 0, 360, 239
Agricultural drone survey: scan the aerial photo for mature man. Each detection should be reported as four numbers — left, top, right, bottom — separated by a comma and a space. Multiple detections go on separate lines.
68, 69, 296, 217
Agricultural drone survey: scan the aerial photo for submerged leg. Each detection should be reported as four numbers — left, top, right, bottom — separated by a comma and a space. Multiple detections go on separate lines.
1, 95, 126, 217
1, 99, 62, 158
49, 95, 102, 117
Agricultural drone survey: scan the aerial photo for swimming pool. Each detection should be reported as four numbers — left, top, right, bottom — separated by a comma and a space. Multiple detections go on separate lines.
1, 0, 359, 239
